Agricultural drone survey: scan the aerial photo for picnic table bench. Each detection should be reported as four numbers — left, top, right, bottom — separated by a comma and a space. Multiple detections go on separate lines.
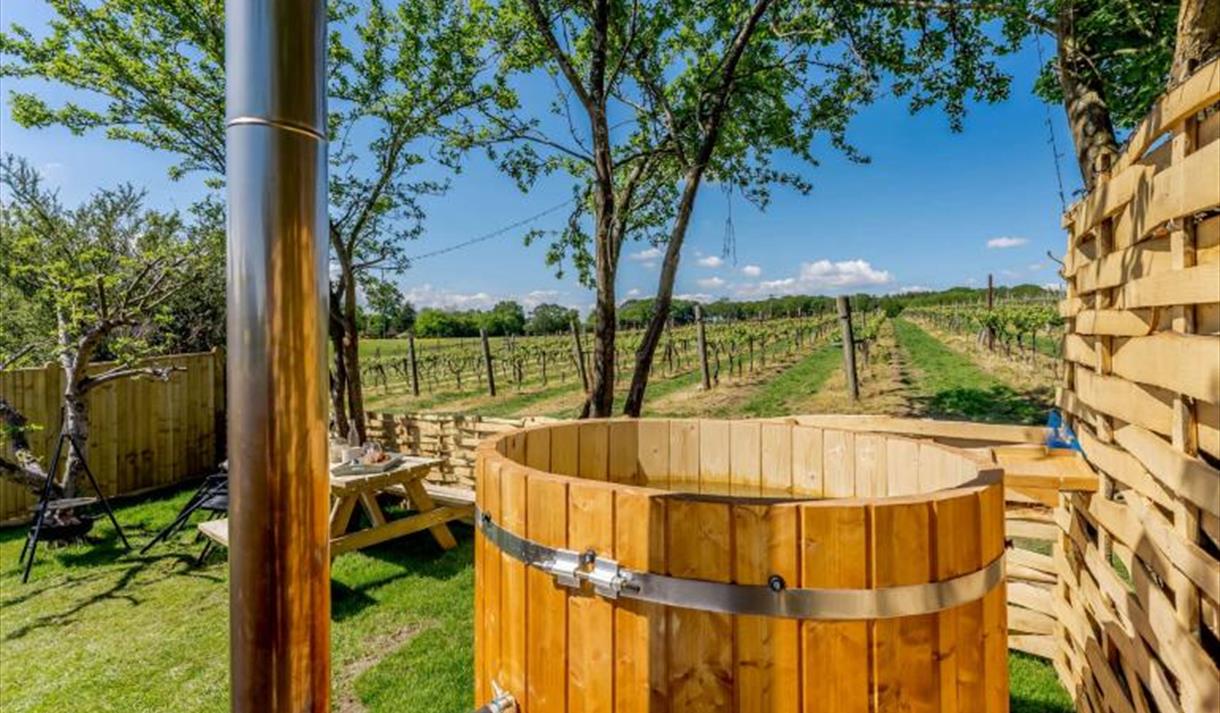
198, 455, 471, 557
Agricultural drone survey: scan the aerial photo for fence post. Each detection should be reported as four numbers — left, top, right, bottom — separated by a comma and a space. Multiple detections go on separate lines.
407, 331, 420, 397
695, 304, 711, 390
570, 317, 589, 393
986, 273, 996, 351
480, 328, 496, 397
836, 296, 859, 401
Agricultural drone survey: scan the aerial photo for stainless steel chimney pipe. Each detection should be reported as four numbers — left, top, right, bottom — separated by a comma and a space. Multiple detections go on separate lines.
224, 1, 330, 710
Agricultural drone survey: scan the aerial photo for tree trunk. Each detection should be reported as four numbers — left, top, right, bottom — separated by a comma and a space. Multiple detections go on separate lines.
0, 398, 55, 494
329, 285, 350, 439
1172, 0, 1220, 84
340, 265, 367, 442
586, 142, 618, 418
1055, 4, 1120, 189
623, 170, 704, 416
60, 379, 88, 499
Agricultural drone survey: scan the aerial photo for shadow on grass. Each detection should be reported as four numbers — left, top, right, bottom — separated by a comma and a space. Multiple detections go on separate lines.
911, 384, 1053, 426
331, 526, 475, 621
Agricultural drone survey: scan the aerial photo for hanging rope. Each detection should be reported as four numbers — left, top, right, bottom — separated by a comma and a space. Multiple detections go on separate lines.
721, 184, 737, 265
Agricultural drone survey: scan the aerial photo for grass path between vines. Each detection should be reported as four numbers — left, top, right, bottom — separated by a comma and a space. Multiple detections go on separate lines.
892, 318, 1052, 425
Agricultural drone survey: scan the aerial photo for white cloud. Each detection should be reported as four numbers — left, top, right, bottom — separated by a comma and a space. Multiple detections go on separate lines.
758, 277, 796, 291
675, 292, 714, 303
898, 285, 932, 294
404, 283, 497, 310
626, 288, 642, 297
734, 259, 893, 297
521, 289, 561, 309
740, 264, 762, 277
986, 236, 1028, 249
798, 259, 893, 288
1027, 262, 1045, 271
696, 255, 724, 268
696, 276, 725, 289
628, 247, 661, 268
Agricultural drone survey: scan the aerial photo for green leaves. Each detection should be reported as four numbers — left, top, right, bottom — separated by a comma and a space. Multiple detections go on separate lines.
0, 154, 207, 364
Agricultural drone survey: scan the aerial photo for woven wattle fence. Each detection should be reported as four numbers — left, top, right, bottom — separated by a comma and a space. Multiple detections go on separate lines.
1055, 59, 1220, 713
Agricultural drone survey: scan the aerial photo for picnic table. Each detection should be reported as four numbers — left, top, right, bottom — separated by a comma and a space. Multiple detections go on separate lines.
197, 454, 471, 557
329, 455, 464, 555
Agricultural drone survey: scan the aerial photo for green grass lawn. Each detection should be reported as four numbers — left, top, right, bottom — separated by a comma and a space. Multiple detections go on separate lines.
0, 484, 1073, 712
893, 318, 1052, 425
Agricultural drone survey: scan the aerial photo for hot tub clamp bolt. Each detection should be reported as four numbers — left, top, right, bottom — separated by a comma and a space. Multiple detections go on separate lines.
585, 555, 634, 599
768, 574, 786, 592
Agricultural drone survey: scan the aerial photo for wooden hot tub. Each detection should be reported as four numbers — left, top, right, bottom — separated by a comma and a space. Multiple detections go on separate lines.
474, 418, 1008, 712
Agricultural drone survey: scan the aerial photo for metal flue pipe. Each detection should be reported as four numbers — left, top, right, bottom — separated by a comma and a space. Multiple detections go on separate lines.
225, 1, 330, 710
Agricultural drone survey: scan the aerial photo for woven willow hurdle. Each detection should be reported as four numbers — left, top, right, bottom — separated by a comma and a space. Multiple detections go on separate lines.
1056, 59, 1220, 713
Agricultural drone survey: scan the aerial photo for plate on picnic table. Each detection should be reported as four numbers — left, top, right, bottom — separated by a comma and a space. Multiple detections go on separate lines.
330, 454, 407, 477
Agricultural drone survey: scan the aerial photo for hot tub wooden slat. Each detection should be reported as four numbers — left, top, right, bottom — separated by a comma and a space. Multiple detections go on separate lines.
886, 437, 920, 496
501, 465, 528, 701
802, 503, 870, 711
578, 422, 609, 481
980, 485, 1010, 706
760, 422, 794, 497
792, 425, 824, 496
614, 488, 668, 711
608, 420, 638, 485
637, 420, 670, 487
823, 429, 856, 498
567, 481, 614, 713
700, 419, 731, 492
551, 423, 578, 475
874, 500, 938, 711
478, 458, 503, 703
945, 490, 985, 708
668, 498, 733, 710
525, 475, 566, 713
733, 503, 800, 710
855, 433, 886, 497
525, 428, 550, 471
669, 419, 699, 484
730, 421, 762, 496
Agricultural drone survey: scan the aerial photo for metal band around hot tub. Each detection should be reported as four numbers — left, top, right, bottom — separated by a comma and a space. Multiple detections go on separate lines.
476, 509, 1005, 621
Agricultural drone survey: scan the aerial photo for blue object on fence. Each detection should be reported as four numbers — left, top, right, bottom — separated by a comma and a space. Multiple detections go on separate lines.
1045, 410, 1081, 451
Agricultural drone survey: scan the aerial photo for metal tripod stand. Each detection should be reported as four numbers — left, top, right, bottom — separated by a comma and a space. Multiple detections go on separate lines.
19, 421, 130, 583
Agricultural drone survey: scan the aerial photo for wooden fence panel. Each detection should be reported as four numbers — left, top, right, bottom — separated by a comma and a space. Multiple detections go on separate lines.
1056, 59, 1220, 713
0, 349, 226, 523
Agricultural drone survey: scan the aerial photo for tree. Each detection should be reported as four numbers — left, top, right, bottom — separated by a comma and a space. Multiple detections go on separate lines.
1, 0, 504, 442
363, 277, 408, 338
486, 0, 1025, 416
0, 155, 202, 502
480, 300, 527, 336
525, 303, 578, 335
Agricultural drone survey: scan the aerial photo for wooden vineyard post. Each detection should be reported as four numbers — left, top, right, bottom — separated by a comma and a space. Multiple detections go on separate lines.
570, 317, 589, 394
407, 331, 420, 397
480, 328, 496, 397
836, 296, 859, 401
695, 304, 711, 391
986, 273, 995, 351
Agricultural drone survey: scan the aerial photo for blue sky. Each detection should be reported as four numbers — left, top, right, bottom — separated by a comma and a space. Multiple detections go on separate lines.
1, 2, 1080, 315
